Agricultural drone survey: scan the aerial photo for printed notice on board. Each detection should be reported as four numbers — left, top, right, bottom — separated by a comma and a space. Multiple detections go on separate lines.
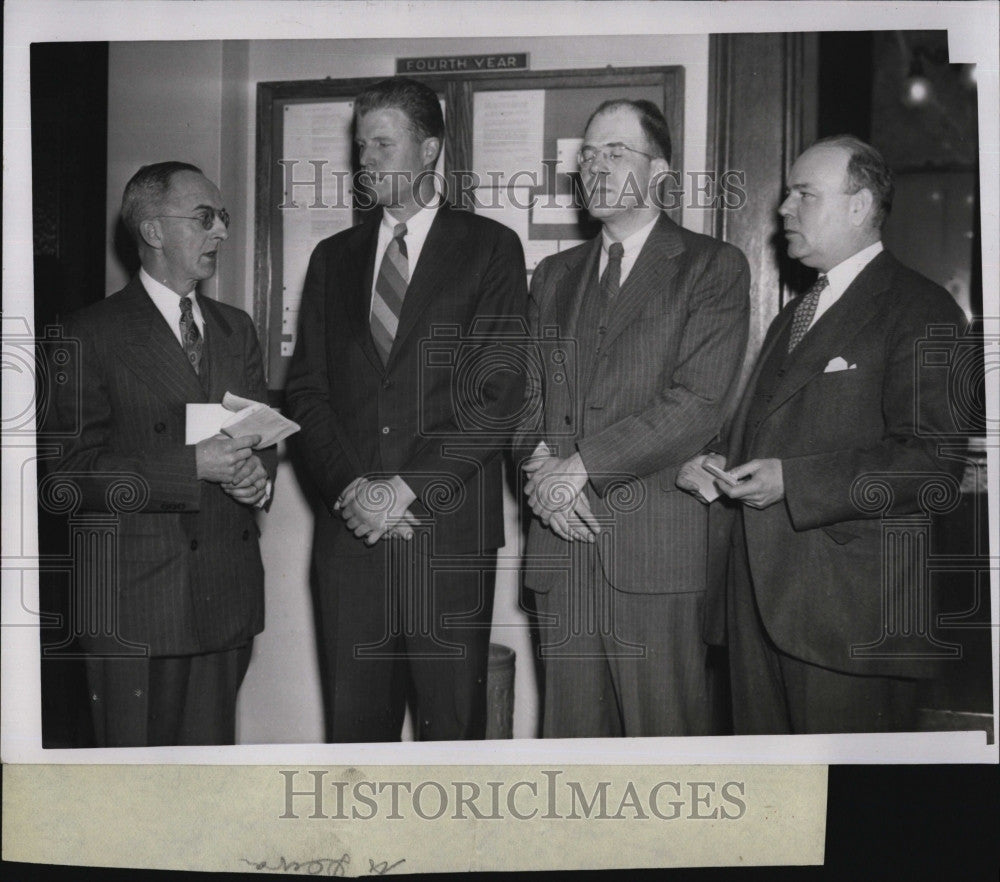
281, 101, 356, 354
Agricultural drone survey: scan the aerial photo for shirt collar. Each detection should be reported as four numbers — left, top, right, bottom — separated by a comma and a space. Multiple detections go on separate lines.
383, 192, 442, 239
140, 266, 198, 304
825, 240, 884, 294
602, 212, 659, 258
139, 266, 205, 336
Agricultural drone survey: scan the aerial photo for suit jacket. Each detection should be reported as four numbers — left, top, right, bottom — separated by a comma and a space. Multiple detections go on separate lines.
284, 204, 528, 557
705, 250, 968, 677
47, 276, 276, 656
515, 213, 750, 595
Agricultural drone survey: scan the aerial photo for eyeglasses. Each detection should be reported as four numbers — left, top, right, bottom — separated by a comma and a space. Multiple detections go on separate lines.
577, 143, 657, 169
154, 207, 231, 230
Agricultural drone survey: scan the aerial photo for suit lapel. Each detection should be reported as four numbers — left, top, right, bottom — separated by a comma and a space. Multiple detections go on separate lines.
342, 215, 384, 372
759, 251, 893, 421
600, 214, 685, 351
728, 306, 796, 460
546, 240, 600, 414
117, 277, 208, 403
199, 295, 241, 401
385, 206, 467, 369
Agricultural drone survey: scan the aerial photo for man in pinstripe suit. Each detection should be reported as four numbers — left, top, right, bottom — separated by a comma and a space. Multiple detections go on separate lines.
515, 100, 750, 737
49, 162, 276, 746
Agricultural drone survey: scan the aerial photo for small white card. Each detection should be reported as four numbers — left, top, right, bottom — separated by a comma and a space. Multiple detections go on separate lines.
185, 403, 229, 445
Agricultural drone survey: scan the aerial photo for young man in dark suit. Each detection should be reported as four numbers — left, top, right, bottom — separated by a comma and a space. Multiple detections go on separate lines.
48, 162, 275, 746
678, 136, 968, 734
285, 77, 527, 742
514, 99, 750, 737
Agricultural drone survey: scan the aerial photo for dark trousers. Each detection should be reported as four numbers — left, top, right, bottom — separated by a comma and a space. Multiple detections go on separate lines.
314, 536, 496, 742
728, 521, 918, 734
84, 642, 253, 747
534, 540, 722, 738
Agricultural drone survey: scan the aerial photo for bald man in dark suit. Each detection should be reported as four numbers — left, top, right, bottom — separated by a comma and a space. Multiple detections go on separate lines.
679, 136, 968, 734
48, 161, 275, 746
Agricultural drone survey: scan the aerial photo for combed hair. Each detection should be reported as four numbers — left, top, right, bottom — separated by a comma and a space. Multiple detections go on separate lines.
121, 161, 202, 242
812, 134, 894, 229
354, 77, 445, 143
585, 98, 672, 164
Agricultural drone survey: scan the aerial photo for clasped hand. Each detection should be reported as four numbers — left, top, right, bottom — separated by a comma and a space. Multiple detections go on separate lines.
676, 452, 784, 509
335, 475, 418, 545
523, 451, 599, 542
196, 433, 268, 506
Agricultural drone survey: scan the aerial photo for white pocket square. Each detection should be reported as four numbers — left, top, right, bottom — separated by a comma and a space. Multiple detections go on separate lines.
824, 356, 857, 373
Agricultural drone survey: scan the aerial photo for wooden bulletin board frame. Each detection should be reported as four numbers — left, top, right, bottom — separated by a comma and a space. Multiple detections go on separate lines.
255, 65, 684, 390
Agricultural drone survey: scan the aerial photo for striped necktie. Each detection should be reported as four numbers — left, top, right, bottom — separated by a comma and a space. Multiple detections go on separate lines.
787, 274, 829, 353
179, 295, 203, 375
371, 222, 408, 366
601, 241, 624, 300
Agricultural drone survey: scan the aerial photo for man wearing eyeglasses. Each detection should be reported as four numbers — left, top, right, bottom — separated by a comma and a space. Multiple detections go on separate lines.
514, 100, 750, 737
47, 161, 276, 746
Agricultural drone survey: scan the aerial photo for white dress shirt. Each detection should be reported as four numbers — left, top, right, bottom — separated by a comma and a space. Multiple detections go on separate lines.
809, 240, 884, 331
140, 267, 205, 343
370, 194, 442, 316
598, 212, 659, 286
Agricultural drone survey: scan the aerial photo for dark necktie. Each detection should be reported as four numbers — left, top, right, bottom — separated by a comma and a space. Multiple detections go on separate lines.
371, 222, 409, 366
179, 295, 203, 375
601, 241, 624, 300
787, 274, 829, 353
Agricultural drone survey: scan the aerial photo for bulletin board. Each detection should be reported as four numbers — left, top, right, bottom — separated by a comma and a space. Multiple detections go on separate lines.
255, 65, 684, 390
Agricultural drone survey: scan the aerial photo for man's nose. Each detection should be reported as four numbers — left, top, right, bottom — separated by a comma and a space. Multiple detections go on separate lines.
589, 151, 613, 175
778, 195, 794, 217
212, 216, 229, 240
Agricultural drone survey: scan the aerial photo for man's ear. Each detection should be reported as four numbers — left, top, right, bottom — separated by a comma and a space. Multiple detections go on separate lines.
849, 187, 875, 228
650, 156, 671, 177
421, 136, 442, 168
138, 218, 163, 250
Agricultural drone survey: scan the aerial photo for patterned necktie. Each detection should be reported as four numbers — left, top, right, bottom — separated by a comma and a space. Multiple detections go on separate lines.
371, 222, 409, 366
179, 295, 203, 375
601, 241, 624, 300
787, 274, 829, 353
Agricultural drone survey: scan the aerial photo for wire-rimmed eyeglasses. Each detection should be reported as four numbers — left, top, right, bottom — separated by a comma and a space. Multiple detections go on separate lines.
577, 143, 657, 169
154, 207, 231, 230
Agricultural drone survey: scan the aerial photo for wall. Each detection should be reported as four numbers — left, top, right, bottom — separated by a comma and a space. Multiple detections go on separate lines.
106, 34, 710, 742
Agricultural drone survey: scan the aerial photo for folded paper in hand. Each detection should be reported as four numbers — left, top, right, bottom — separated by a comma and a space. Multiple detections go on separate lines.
185, 392, 300, 448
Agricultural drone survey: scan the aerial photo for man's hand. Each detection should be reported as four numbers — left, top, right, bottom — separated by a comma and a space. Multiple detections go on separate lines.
221, 454, 269, 506
195, 434, 261, 483
719, 458, 784, 509
676, 452, 728, 503
337, 475, 419, 544
523, 452, 598, 541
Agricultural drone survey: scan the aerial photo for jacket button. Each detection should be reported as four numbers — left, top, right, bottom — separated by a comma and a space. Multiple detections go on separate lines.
190, 539, 198, 551
242, 529, 250, 540
564, 415, 571, 425
383, 379, 393, 390
154, 422, 166, 433
382, 426, 390, 434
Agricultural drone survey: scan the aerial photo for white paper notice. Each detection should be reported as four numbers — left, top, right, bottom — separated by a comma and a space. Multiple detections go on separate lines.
473, 90, 545, 185
557, 137, 583, 175
474, 186, 561, 271
281, 101, 356, 345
